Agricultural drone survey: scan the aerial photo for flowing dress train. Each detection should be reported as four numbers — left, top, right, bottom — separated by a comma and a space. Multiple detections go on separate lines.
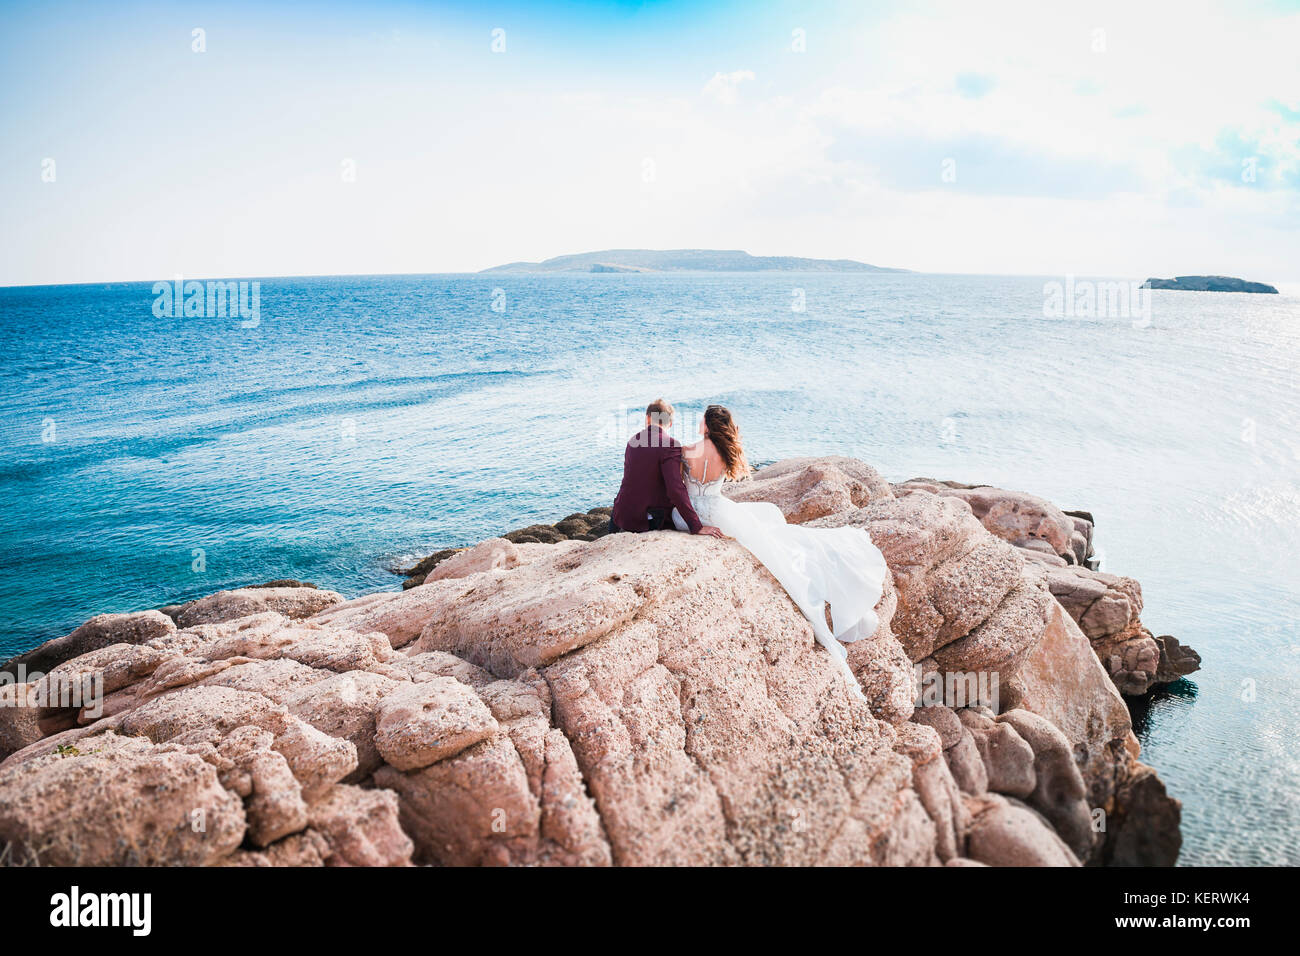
672, 462, 888, 700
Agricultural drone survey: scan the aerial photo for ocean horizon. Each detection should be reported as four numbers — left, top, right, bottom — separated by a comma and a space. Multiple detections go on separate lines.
14, 268, 1298, 290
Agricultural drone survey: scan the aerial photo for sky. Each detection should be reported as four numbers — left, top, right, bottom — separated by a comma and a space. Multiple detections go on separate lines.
1, 0, 1298, 286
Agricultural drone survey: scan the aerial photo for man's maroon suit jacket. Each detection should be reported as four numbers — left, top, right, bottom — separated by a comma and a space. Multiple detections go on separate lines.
611, 426, 702, 533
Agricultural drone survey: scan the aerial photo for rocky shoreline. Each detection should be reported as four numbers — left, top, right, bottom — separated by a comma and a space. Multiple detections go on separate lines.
0, 458, 1196, 866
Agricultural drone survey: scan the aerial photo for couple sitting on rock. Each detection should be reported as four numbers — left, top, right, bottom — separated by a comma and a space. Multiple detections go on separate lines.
609, 398, 889, 696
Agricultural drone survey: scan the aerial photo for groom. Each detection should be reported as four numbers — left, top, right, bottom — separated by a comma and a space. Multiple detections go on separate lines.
609, 399, 724, 537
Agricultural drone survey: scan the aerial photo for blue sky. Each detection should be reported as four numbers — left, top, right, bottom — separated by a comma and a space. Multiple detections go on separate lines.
1, 0, 1298, 284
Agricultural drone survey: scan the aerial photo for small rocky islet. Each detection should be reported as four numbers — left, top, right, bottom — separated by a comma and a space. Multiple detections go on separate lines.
0, 457, 1199, 867
1141, 275, 1278, 293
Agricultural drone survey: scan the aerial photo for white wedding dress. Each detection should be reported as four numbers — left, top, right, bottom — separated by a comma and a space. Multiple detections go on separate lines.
672, 460, 888, 699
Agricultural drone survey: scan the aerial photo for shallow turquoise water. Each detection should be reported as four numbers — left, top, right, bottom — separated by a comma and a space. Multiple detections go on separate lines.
1, 272, 1296, 864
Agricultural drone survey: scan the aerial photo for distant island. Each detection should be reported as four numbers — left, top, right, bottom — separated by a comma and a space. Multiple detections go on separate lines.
481, 249, 907, 274
1142, 275, 1278, 294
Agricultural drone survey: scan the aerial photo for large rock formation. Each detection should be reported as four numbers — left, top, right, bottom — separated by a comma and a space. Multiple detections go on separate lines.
893, 478, 1199, 697
1042, 563, 1201, 695
0, 458, 1183, 866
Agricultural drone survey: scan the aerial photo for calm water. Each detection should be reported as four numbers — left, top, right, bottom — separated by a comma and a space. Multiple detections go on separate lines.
1, 272, 1296, 865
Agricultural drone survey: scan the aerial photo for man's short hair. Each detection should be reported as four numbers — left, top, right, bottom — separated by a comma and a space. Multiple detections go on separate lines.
646, 398, 674, 427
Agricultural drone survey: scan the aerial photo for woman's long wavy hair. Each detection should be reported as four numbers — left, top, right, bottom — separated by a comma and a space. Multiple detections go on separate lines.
703, 405, 751, 480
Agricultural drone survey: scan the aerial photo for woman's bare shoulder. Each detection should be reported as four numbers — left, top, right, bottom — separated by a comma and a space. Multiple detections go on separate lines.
698, 439, 725, 469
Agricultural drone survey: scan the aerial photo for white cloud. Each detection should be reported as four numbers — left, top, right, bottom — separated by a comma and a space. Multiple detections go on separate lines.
702, 70, 756, 106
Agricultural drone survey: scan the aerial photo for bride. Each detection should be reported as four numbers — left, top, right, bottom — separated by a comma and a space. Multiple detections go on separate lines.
672, 405, 888, 700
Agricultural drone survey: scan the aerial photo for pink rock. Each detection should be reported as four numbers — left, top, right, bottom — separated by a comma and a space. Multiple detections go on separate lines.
375, 735, 544, 865
393, 650, 495, 688
944, 727, 990, 795
895, 481, 1078, 562
894, 722, 969, 861
532, 727, 612, 866
0, 689, 41, 760
373, 677, 498, 771
1004, 601, 1134, 812
0, 730, 245, 865
310, 584, 473, 650
195, 657, 333, 704
725, 457, 894, 523
1, 610, 175, 681
996, 709, 1096, 860
1100, 633, 1163, 696
1048, 566, 1142, 640
845, 576, 915, 725
910, 705, 963, 748
206, 725, 309, 847
376, 688, 611, 866
307, 785, 413, 866
218, 830, 332, 867
116, 685, 357, 800
534, 537, 929, 866
410, 533, 668, 675
957, 708, 1034, 797
809, 493, 1026, 664
928, 567, 1052, 692
1043, 550, 1197, 696
175, 587, 344, 628
965, 793, 1080, 867
134, 655, 247, 699
427, 537, 523, 581
284, 670, 402, 780
196, 617, 395, 673
18, 643, 174, 737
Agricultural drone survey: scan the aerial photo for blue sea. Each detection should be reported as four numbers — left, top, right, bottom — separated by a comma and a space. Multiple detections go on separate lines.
1, 272, 1296, 865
